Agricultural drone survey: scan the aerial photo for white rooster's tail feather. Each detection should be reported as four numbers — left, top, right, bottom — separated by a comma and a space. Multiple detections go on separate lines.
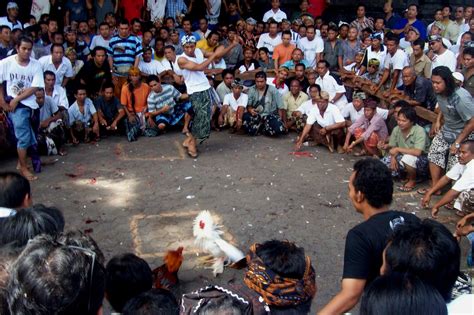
214, 239, 245, 262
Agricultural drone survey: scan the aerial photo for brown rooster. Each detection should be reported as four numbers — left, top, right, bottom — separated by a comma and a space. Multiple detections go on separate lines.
152, 247, 184, 290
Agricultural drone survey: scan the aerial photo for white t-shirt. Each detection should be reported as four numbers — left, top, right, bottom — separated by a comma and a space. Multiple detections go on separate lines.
90, 35, 110, 50
31, 0, 51, 20
432, 49, 456, 72
223, 92, 248, 111
262, 9, 287, 22
341, 102, 389, 122
39, 55, 74, 86
446, 160, 474, 210
297, 36, 324, 68
0, 55, 45, 109
267, 77, 289, 95
257, 33, 282, 55
205, 0, 221, 25
178, 49, 210, 94
296, 99, 316, 116
39, 95, 59, 122
384, 49, 409, 88
0, 207, 16, 218
315, 71, 348, 110
147, 0, 167, 21
0, 16, 22, 30
138, 59, 166, 75
48, 85, 69, 109
307, 103, 345, 127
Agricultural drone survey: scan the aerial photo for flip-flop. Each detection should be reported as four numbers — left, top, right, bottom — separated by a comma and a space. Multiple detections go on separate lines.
455, 210, 466, 218
398, 185, 416, 192
417, 188, 440, 195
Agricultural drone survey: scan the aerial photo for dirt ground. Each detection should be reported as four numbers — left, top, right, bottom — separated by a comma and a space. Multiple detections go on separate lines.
0, 131, 470, 313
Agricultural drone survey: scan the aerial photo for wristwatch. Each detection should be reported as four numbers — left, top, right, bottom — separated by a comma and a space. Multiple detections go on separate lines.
455, 143, 460, 149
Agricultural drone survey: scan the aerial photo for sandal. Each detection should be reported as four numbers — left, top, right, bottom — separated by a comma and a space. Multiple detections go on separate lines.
444, 201, 455, 210
455, 210, 466, 218
398, 185, 416, 192
416, 188, 442, 196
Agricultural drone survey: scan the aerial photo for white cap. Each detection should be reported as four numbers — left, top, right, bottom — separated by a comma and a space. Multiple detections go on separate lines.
7, 2, 19, 10
453, 72, 464, 82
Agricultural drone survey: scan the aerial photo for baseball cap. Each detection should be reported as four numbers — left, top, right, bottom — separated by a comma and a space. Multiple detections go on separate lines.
7, 2, 19, 10
433, 21, 446, 31
428, 34, 443, 42
369, 32, 383, 41
407, 26, 420, 35
453, 72, 464, 82
245, 17, 257, 25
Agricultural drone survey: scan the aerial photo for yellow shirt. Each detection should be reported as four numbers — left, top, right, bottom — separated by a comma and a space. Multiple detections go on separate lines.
196, 39, 217, 53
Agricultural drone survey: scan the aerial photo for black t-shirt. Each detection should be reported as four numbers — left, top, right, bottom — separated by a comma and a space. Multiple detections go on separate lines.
77, 60, 112, 97
342, 210, 420, 285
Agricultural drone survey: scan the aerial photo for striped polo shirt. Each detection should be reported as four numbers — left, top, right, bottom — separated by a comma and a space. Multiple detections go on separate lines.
108, 35, 142, 70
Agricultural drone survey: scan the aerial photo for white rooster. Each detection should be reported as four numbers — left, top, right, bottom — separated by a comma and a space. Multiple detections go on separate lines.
193, 210, 245, 276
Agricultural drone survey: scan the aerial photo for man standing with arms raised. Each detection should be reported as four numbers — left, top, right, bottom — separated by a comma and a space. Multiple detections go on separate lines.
0, 37, 44, 180
177, 35, 237, 158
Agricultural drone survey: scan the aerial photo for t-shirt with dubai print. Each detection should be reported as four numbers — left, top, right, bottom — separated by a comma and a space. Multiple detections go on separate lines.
0, 55, 45, 109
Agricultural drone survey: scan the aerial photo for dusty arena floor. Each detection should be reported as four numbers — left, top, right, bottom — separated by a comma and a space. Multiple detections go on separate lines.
0, 131, 469, 313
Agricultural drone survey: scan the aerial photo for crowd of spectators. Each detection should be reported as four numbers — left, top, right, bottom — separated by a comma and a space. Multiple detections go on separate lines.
0, 0, 474, 313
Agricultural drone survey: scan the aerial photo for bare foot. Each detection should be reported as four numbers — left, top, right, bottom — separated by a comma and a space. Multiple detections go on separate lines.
20, 168, 38, 181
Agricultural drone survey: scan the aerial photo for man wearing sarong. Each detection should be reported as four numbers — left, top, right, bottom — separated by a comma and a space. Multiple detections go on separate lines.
177, 35, 237, 158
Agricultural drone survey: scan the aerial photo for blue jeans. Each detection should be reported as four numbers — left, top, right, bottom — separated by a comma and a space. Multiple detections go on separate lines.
9, 106, 37, 149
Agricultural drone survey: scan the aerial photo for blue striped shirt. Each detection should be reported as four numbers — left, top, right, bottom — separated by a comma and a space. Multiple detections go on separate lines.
147, 84, 181, 115
107, 35, 142, 69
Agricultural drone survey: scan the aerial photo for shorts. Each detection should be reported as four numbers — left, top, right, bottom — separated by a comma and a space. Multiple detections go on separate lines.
9, 106, 37, 149
428, 132, 458, 170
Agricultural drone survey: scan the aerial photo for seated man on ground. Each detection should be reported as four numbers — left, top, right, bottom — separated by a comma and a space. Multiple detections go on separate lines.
243, 71, 287, 137
35, 88, 67, 156
356, 58, 383, 87
422, 140, 474, 218
218, 79, 248, 133
281, 48, 310, 69
6, 233, 106, 315
295, 91, 346, 153
341, 92, 389, 126
282, 79, 309, 131
121, 67, 150, 142
343, 98, 389, 157
94, 82, 126, 135
146, 75, 190, 136
379, 106, 430, 192
106, 253, 153, 313
0, 172, 31, 218
241, 240, 316, 314
68, 85, 100, 145
319, 158, 419, 314
267, 66, 290, 95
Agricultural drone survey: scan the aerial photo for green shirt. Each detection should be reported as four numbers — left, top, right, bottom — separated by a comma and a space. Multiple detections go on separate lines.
247, 84, 284, 116
389, 124, 429, 153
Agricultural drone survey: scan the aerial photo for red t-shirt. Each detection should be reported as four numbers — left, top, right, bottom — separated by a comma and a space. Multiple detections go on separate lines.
120, 0, 144, 22
308, 0, 326, 17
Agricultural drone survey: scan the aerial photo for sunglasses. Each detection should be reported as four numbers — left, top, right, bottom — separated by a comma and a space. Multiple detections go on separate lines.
66, 245, 97, 313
